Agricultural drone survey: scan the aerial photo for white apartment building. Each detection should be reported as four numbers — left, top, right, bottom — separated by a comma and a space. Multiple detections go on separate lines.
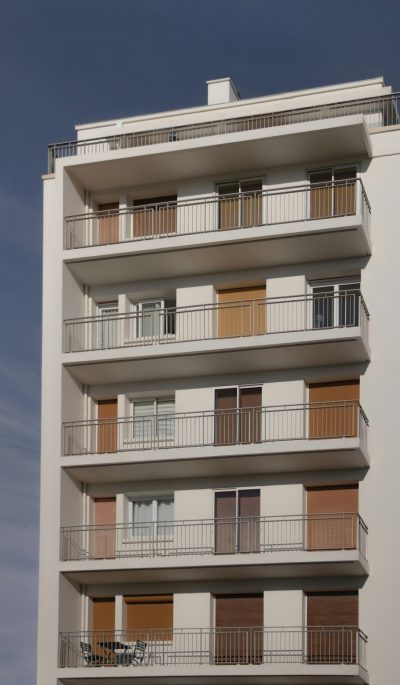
37, 75, 400, 684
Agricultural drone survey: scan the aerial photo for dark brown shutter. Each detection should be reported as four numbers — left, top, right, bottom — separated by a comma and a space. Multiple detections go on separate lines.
307, 592, 358, 663
334, 168, 357, 216
310, 170, 332, 219
215, 594, 263, 664
217, 285, 266, 338
239, 387, 262, 444
124, 595, 173, 640
215, 388, 237, 445
133, 196, 177, 237
215, 491, 236, 554
98, 203, 119, 244
307, 485, 358, 550
97, 399, 118, 453
238, 489, 260, 552
309, 380, 360, 438
93, 498, 116, 559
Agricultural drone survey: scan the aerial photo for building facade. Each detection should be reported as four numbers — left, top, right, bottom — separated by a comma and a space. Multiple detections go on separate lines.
38, 76, 400, 684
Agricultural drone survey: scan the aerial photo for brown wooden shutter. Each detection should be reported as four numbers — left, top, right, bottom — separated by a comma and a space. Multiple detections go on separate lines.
309, 380, 360, 438
241, 181, 262, 227
98, 203, 119, 245
307, 485, 358, 550
238, 489, 260, 553
93, 598, 115, 631
97, 399, 118, 453
218, 183, 240, 230
215, 388, 237, 446
334, 168, 357, 216
307, 592, 358, 663
93, 498, 116, 559
239, 387, 262, 444
215, 491, 236, 554
125, 595, 173, 640
215, 594, 263, 664
217, 285, 266, 338
133, 196, 177, 237
310, 170, 332, 219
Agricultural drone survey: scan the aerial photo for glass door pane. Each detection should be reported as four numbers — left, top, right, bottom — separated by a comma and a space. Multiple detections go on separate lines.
99, 304, 118, 349
338, 283, 360, 326
156, 399, 175, 442
312, 286, 334, 328
132, 500, 153, 538
140, 302, 162, 338
133, 400, 155, 443
157, 499, 174, 537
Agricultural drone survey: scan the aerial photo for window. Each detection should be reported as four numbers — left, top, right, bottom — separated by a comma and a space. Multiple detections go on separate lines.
97, 302, 119, 349
218, 179, 262, 230
214, 386, 262, 445
131, 497, 174, 538
311, 280, 360, 329
131, 397, 175, 444
309, 167, 357, 219
130, 300, 175, 340
214, 489, 260, 554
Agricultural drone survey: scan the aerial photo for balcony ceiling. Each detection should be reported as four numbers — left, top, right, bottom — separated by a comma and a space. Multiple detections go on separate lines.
64, 115, 371, 193
63, 440, 369, 485
63, 330, 370, 385
66, 215, 371, 287
62, 552, 368, 586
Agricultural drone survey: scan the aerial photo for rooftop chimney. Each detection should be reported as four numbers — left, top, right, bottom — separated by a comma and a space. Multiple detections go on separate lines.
207, 77, 240, 105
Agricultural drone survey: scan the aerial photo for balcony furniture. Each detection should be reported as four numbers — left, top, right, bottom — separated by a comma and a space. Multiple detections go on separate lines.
97, 640, 132, 665
131, 640, 147, 665
80, 641, 104, 666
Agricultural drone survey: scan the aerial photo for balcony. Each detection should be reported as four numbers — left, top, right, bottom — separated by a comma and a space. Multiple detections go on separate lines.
49, 89, 400, 174
58, 626, 368, 682
63, 293, 370, 384
62, 402, 369, 483
64, 181, 371, 284
60, 513, 368, 583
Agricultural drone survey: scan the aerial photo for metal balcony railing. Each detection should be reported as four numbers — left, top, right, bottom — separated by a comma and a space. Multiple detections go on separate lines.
60, 512, 368, 562
48, 89, 400, 172
63, 291, 369, 353
58, 626, 367, 668
62, 401, 369, 456
63, 179, 370, 249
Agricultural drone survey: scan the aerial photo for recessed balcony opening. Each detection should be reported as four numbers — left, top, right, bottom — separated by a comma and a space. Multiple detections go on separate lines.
62, 400, 368, 457
63, 289, 369, 353
64, 178, 370, 250
60, 511, 368, 564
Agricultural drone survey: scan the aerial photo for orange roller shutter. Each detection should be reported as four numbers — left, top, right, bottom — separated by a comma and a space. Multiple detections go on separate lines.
125, 595, 173, 640
309, 380, 360, 438
217, 285, 266, 338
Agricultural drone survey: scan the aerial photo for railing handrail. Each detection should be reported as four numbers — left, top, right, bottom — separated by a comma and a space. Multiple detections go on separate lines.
63, 400, 368, 429
48, 89, 400, 171
64, 178, 369, 222
60, 624, 365, 634
63, 291, 368, 326
60, 511, 367, 533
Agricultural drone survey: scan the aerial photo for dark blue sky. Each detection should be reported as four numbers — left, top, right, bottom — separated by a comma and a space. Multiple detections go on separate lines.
1, 0, 399, 682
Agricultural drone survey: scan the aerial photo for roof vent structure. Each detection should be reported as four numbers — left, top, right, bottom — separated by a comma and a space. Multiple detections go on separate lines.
207, 77, 240, 105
